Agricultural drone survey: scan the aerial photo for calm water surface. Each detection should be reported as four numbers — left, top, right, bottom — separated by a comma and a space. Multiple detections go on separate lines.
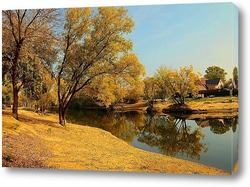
67, 109, 238, 173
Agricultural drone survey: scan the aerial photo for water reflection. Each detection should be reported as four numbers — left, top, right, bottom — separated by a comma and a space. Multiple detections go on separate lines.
195, 118, 238, 134
66, 109, 238, 172
138, 116, 207, 160
67, 110, 140, 142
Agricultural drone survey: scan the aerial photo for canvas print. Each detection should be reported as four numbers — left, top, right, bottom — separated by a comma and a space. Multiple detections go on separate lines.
2, 2, 238, 175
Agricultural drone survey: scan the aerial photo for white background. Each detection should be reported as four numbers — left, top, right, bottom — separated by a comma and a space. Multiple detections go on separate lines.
0, 0, 249, 186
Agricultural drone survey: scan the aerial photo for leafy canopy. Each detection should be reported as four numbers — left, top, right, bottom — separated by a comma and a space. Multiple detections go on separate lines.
56, 7, 144, 125
154, 65, 201, 104
204, 66, 227, 82
233, 67, 238, 81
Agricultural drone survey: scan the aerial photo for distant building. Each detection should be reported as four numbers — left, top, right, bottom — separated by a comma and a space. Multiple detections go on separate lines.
198, 78, 229, 98
205, 78, 224, 90
198, 78, 208, 91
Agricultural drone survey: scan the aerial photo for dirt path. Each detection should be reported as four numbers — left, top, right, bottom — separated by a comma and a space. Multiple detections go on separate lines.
2, 110, 231, 175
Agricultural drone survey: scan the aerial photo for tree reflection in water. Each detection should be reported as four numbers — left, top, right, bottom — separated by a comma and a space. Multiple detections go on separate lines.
67, 109, 238, 162
138, 115, 208, 160
67, 109, 141, 142
195, 117, 238, 134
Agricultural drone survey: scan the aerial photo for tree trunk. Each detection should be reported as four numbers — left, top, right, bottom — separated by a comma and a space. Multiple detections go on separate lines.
11, 41, 23, 120
12, 53, 19, 120
12, 83, 19, 119
58, 103, 66, 126
181, 96, 185, 105
57, 86, 76, 126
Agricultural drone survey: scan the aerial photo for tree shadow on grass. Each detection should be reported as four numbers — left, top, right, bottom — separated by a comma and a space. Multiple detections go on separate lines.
2, 110, 62, 129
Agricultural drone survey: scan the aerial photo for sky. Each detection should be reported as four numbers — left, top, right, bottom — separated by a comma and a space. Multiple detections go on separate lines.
123, 2, 238, 79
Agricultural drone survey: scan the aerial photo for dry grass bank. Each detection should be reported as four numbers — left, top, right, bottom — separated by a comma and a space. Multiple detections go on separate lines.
121, 97, 238, 118
2, 109, 229, 175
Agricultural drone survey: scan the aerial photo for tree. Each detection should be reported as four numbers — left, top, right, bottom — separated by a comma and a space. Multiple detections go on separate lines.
143, 77, 158, 107
2, 9, 58, 119
36, 71, 57, 114
233, 67, 238, 81
86, 74, 119, 107
154, 66, 174, 100
113, 54, 145, 104
85, 54, 145, 107
154, 65, 201, 105
123, 79, 144, 104
204, 66, 227, 82
56, 7, 141, 126
2, 83, 13, 107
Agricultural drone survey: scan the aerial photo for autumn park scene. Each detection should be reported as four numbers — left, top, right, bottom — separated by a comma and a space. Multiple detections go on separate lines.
2, 3, 238, 175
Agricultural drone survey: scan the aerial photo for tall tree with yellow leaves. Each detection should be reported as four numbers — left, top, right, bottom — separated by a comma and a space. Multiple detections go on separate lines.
2, 9, 59, 119
56, 7, 142, 126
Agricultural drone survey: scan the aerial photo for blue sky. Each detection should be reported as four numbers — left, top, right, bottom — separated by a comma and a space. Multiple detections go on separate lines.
124, 3, 238, 79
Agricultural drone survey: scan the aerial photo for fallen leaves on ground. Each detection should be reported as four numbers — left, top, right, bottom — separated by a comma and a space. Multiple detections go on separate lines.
2, 109, 229, 175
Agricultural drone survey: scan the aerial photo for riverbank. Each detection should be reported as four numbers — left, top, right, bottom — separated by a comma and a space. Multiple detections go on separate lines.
2, 109, 230, 175
119, 97, 238, 118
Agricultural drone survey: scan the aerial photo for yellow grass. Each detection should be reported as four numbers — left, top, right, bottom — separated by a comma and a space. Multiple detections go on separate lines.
185, 99, 238, 111
2, 109, 230, 175
121, 97, 238, 118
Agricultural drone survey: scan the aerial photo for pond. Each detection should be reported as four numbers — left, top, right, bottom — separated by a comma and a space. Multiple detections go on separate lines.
66, 109, 238, 173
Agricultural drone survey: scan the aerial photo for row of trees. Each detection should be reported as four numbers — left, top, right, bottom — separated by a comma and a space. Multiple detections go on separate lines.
2, 9, 59, 119
143, 65, 201, 106
2, 7, 145, 126
143, 65, 238, 107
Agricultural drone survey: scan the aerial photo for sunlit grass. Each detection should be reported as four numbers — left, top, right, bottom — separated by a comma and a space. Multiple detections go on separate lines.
185, 96, 238, 103
2, 109, 231, 174
123, 97, 238, 116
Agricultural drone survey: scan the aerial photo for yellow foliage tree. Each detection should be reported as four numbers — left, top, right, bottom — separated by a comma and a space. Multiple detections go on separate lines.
37, 72, 57, 114
56, 7, 142, 126
2, 9, 58, 119
143, 77, 159, 107
154, 65, 201, 105
84, 54, 145, 107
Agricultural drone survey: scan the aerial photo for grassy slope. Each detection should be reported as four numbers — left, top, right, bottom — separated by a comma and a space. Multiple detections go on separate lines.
2, 109, 230, 175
